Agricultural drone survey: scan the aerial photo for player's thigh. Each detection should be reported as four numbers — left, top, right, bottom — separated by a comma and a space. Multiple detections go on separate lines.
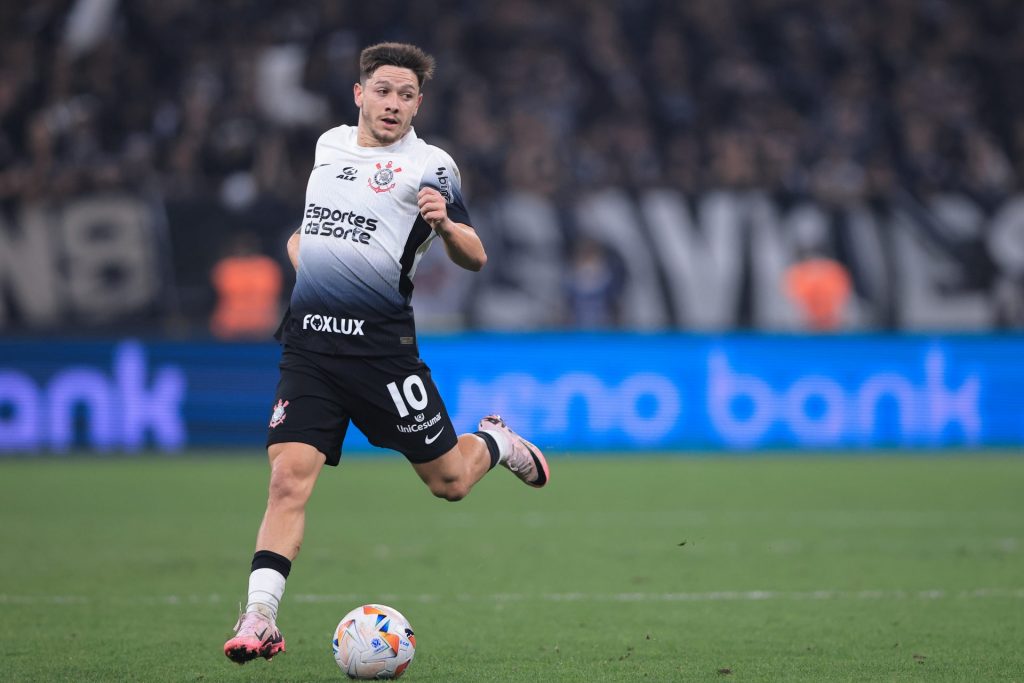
268, 441, 327, 475
340, 355, 459, 463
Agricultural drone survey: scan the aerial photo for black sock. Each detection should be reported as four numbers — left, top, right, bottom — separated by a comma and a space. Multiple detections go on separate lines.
252, 549, 292, 578
475, 430, 501, 470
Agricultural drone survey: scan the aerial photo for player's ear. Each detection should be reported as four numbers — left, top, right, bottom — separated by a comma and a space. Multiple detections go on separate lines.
353, 82, 363, 107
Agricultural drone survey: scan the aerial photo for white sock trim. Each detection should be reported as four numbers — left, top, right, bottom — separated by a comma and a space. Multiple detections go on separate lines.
482, 427, 512, 464
246, 567, 287, 621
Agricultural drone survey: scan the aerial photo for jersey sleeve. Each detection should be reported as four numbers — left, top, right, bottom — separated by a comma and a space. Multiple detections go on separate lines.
312, 125, 348, 167
312, 131, 330, 167
420, 149, 472, 226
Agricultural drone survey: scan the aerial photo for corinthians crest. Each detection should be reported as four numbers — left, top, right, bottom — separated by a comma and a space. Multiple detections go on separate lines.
269, 399, 289, 428
368, 160, 402, 193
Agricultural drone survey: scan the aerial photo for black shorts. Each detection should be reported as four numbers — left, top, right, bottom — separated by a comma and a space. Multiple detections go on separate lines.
265, 346, 459, 465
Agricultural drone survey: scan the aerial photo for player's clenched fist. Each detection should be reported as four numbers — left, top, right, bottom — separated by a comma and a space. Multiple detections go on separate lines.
417, 187, 449, 233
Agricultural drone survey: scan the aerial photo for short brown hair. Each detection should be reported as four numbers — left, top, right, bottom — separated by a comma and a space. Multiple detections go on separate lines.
359, 42, 436, 89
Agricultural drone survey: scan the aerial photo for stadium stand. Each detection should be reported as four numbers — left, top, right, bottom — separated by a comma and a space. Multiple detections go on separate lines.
1, 0, 1022, 334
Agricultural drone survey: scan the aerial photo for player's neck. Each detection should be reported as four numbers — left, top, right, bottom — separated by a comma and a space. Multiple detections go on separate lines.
355, 126, 414, 149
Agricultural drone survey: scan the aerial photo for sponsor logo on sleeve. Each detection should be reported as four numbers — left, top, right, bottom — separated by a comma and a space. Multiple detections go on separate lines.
435, 167, 452, 202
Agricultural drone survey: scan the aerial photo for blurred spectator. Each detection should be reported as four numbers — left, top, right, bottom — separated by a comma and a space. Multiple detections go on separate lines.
209, 231, 282, 340
784, 256, 853, 332
564, 237, 624, 329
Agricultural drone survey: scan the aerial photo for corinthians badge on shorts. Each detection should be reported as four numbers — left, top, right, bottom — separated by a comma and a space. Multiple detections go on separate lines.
269, 399, 289, 428
368, 160, 402, 193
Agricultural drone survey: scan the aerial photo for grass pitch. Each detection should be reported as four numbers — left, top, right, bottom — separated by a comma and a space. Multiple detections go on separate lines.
2, 453, 1023, 682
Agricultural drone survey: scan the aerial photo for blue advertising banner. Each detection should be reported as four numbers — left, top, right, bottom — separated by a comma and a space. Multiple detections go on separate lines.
1, 334, 1022, 453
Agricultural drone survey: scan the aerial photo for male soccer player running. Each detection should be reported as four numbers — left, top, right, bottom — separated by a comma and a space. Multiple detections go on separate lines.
223, 42, 550, 664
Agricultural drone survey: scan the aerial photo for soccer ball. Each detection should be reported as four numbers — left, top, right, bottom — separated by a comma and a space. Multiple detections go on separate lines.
332, 604, 416, 679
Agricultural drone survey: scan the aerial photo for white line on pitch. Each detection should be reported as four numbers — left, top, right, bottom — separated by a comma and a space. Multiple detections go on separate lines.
2, 588, 1024, 606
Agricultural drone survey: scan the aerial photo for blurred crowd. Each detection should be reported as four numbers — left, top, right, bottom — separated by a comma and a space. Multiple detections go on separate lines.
2, 0, 1022, 209
0, 0, 1022, 333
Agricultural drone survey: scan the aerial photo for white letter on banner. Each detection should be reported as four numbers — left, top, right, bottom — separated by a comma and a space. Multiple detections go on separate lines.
62, 197, 158, 319
116, 341, 186, 450
544, 373, 613, 433
856, 374, 919, 443
453, 374, 540, 437
616, 373, 681, 442
0, 206, 60, 327
924, 349, 980, 444
575, 191, 669, 328
707, 352, 775, 447
47, 369, 114, 451
640, 190, 744, 329
892, 210, 993, 329
0, 371, 42, 449
783, 376, 846, 445
988, 196, 1024, 275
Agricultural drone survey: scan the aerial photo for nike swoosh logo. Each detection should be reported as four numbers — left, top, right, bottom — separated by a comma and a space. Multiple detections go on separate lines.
425, 428, 445, 444
314, 163, 330, 168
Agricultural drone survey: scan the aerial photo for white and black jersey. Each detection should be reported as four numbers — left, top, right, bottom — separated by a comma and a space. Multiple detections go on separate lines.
277, 125, 471, 356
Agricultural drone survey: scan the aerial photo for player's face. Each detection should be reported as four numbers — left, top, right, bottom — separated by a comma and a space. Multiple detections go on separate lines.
354, 66, 422, 146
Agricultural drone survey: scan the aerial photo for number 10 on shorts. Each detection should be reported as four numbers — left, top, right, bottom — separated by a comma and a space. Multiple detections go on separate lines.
387, 376, 428, 417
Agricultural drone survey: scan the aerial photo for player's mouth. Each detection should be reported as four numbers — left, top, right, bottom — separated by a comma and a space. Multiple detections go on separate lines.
380, 116, 400, 128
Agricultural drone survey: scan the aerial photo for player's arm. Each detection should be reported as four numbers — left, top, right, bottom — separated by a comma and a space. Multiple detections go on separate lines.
287, 228, 301, 271
417, 187, 487, 271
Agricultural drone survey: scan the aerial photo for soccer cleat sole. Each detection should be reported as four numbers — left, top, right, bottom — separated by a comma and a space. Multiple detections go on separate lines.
224, 643, 259, 665
224, 638, 285, 664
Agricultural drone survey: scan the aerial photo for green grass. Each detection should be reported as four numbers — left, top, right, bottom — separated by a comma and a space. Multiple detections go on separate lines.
2, 454, 1023, 681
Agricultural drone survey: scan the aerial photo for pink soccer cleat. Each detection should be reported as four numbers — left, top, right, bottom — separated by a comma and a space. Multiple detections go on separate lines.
478, 414, 550, 488
224, 611, 286, 664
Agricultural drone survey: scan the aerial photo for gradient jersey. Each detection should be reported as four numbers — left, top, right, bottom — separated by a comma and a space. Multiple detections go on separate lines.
279, 125, 471, 356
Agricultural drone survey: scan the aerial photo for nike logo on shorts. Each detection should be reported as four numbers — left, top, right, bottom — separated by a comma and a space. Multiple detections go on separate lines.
425, 428, 445, 445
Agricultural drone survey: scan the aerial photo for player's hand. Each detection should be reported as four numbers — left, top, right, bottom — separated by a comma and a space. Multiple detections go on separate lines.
417, 187, 450, 234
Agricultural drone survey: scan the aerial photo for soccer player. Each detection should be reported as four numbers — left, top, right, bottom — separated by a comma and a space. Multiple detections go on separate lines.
223, 42, 550, 665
